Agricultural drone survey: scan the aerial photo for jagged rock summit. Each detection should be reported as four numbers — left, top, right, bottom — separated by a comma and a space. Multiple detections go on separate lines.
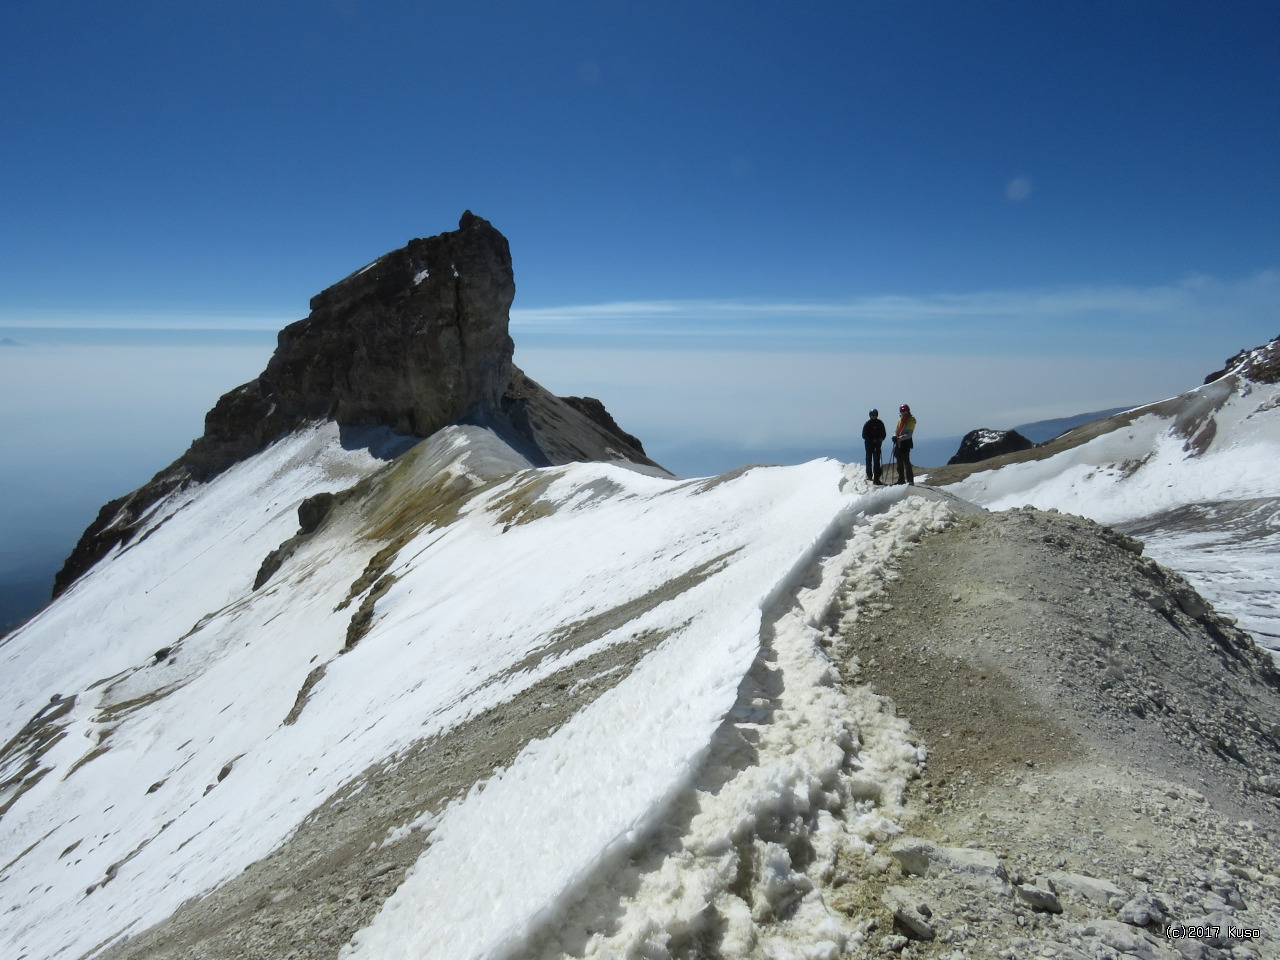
195, 208, 518, 464
54, 212, 661, 596
947, 427, 1034, 465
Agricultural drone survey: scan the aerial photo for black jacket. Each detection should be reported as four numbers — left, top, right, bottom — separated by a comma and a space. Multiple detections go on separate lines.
862, 417, 887, 444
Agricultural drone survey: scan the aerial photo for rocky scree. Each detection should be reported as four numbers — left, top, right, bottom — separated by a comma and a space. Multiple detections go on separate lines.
826, 505, 1280, 959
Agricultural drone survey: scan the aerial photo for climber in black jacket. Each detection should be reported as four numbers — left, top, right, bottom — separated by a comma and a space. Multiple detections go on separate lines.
862, 409, 887, 484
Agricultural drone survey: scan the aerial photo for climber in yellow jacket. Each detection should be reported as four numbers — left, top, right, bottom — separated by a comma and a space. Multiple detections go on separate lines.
893, 404, 916, 486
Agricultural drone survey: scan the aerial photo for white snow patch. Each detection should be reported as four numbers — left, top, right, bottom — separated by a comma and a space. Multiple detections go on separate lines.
952, 380, 1280, 525
381, 810, 438, 849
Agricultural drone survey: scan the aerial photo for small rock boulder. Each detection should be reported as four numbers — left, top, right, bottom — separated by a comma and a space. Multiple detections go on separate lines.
1117, 891, 1169, 927
878, 933, 910, 953
947, 428, 1034, 465
882, 886, 935, 941
297, 492, 337, 535
888, 838, 1008, 884
1047, 870, 1126, 906
1083, 919, 1165, 960
1015, 879, 1063, 913
1253, 773, 1280, 797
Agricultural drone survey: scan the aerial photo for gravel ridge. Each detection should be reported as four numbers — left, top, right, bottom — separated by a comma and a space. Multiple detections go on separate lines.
831, 503, 1280, 960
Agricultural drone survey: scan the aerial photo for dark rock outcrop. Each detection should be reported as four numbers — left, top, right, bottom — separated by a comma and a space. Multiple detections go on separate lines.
1203, 334, 1280, 385
947, 428, 1034, 466
54, 213, 661, 598
296, 493, 337, 536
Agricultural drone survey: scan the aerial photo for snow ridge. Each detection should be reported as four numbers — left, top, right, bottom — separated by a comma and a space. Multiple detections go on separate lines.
453, 482, 958, 960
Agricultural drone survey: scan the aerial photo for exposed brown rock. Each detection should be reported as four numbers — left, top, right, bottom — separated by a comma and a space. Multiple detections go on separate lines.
500, 370, 659, 469
559, 396, 648, 455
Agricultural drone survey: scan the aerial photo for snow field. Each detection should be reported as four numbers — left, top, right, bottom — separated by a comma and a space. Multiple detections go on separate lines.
1138, 525, 1280, 656
338, 459, 856, 960
0, 423, 384, 737
0, 424, 400, 960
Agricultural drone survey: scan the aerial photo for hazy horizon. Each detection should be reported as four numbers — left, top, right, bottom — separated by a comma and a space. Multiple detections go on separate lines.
0, 319, 1197, 632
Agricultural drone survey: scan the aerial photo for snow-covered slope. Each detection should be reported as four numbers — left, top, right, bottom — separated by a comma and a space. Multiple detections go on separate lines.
1, 420, 956, 960
944, 339, 1280, 658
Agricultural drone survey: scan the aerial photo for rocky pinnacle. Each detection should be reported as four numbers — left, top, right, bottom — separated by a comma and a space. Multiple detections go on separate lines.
187, 209, 516, 476
53, 212, 657, 597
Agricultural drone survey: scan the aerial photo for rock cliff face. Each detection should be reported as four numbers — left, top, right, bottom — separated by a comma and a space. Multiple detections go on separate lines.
947, 427, 1033, 465
186, 209, 517, 478
54, 213, 661, 597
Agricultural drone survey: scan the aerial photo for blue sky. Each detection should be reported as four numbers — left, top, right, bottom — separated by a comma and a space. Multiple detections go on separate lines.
3, 2, 1278, 313
3, 2, 1280, 623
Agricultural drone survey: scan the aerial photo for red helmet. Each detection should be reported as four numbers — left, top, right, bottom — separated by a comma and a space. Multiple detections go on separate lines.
899, 404, 910, 413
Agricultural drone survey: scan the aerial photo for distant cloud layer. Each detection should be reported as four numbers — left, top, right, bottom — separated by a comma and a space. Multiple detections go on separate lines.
512, 271, 1280, 357
515, 346, 1207, 450
4, 272, 1275, 473
7, 272, 1276, 363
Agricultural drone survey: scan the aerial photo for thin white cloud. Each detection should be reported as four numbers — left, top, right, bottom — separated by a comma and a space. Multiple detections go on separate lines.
1005, 177, 1031, 202
512, 271, 1280, 344
8, 272, 1276, 342
511, 301, 692, 324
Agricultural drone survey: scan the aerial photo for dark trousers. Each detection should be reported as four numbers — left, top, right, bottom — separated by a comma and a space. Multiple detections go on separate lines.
864, 441, 882, 482
895, 438, 914, 485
